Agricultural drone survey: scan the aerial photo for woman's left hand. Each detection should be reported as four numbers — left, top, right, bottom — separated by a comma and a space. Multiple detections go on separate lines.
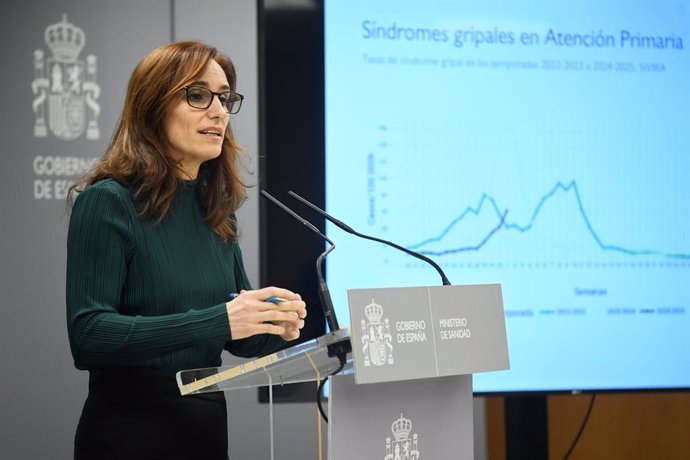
274, 298, 307, 341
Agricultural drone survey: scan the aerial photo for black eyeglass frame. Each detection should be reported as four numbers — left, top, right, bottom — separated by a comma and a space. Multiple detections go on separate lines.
181, 86, 244, 114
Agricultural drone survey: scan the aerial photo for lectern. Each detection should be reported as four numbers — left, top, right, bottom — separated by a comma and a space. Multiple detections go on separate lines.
177, 283, 509, 459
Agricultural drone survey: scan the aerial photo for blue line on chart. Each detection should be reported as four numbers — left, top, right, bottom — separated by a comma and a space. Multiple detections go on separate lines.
408, 180, 690, 259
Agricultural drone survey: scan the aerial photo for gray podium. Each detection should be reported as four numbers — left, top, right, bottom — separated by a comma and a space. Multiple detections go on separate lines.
177, 283, 510, 460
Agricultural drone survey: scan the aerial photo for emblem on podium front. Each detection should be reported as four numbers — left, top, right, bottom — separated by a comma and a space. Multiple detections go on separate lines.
385, 413, 420, 460
361, 299, 394, 367
31, 15, 101, 140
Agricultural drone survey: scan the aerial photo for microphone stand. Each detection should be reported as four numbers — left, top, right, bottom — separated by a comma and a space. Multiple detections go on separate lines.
288, 191, 453, 285
260, 191, 351, 355
261, 191, 352, 423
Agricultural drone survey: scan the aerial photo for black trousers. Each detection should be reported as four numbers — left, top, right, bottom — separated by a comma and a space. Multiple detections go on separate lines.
74, 368, 229, 460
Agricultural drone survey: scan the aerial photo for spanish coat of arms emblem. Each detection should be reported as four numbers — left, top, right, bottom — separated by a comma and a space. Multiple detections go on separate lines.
361, 299, 394, 367
385, 413, 420, 460
32, 15, 100, 140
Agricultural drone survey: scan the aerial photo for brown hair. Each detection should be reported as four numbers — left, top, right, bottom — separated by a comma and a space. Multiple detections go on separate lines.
69, 41, 247, 241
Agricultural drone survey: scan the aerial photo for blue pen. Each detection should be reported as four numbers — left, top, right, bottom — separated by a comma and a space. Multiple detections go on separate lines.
228, 293, 286, 303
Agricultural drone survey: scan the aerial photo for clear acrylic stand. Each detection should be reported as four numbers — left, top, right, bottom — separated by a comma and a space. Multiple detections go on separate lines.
176, 328, 352, 396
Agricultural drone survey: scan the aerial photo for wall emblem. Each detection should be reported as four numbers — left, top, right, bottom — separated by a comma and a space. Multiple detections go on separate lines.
32, 15, 100, 140
385, 413, 420, 460
361, 299, 394, 367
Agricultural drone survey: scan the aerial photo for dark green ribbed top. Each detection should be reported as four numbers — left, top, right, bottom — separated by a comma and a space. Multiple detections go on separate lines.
66, 178, 283, 372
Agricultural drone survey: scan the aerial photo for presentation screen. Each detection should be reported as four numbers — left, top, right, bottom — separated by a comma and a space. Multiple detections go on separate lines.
324, 0, 690, 392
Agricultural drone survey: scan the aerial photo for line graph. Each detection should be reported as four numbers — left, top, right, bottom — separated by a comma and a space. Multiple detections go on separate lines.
408, 180, 690, 259
325, 0, 690, 394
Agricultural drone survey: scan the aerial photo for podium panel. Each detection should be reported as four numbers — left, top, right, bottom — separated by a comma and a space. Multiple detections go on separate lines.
349, 284, 509, 384
329, 373, 474, 460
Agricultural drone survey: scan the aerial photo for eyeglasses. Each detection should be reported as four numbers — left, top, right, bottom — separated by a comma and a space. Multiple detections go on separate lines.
181, 86, 244, 114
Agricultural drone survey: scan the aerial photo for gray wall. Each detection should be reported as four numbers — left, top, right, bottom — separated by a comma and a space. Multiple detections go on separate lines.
0, 2, 171, 458
0, 1, 486, 459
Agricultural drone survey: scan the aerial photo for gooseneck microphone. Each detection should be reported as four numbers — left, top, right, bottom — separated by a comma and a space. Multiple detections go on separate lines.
262, 191, 352, 424
260, 190, 341, 332
288, 191, 453, 286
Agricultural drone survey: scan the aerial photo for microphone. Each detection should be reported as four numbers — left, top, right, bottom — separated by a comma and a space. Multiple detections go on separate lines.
288, 191, 453, 286
260, 190, 341, 332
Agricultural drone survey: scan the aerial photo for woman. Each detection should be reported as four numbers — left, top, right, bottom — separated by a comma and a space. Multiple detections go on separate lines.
66, 41, 306, 459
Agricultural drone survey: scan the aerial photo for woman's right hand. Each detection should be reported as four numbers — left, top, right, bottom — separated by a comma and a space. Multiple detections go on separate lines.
225, 287, 306, 340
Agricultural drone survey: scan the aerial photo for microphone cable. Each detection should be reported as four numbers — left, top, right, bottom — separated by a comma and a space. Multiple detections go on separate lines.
562, 393, 597, 460
316, 352, 347, 423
